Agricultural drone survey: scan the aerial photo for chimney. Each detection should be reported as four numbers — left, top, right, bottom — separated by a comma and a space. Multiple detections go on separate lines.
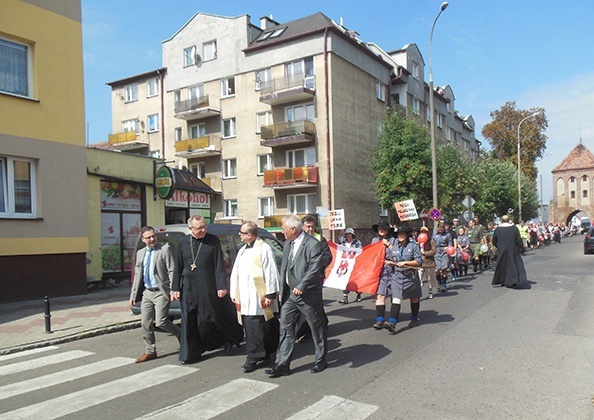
260, 15, 277, 30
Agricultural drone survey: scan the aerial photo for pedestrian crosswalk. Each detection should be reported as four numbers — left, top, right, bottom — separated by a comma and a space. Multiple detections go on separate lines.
0, 347, 378, 419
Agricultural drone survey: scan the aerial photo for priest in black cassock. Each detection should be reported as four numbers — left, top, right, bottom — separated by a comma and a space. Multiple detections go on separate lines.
491, 215, 529, 289
172, 215, 243, 364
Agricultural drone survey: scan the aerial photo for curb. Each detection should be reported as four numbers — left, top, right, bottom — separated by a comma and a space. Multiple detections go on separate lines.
0, 320, 141, 356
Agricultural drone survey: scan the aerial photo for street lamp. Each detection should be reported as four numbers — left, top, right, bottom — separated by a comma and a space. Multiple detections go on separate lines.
517, 111, 540, 221
429, 1, 449, 214
539, 151, 555, 222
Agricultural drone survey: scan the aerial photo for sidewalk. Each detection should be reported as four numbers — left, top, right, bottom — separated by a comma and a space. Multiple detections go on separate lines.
0, 284, 140, 356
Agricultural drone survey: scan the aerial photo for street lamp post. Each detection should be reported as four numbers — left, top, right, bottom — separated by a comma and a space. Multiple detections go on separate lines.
517, 111, 540, 221
539, 151, 555, 222
429, 1, 448, 213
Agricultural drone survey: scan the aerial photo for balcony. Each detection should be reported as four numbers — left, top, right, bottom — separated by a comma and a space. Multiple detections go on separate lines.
108, 131, 148, 151
260, 120, 316, 148
259, 74, 315, 106
263, 166, 318, 189
174, 133, 221, 158
174, 95, 220, 121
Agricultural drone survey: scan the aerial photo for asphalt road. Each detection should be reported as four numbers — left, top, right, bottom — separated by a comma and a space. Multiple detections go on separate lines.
1, 235, 593, 419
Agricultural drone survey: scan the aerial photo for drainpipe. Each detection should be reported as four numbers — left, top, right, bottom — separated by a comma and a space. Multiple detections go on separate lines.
324, 28, 334, 242
157, 69, 165, 159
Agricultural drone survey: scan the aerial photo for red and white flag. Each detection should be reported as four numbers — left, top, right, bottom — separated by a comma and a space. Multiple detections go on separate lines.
324, 241, 385, 295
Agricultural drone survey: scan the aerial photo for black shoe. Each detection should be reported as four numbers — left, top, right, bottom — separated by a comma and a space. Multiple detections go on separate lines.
372, 320, 385, 330
408, 319, 419, 328
266, 365, 291, 378
310, 361, 328, 373
384, 321, 396, 333
356, 293, 362, 302
242, 360, 258, 373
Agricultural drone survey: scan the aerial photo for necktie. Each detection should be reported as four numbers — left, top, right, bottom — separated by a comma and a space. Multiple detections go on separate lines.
144, 248, 152, 284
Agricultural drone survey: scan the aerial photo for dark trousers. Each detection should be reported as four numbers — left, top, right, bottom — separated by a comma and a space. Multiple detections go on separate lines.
274, 294, 327, 367
242, 315, 279, 361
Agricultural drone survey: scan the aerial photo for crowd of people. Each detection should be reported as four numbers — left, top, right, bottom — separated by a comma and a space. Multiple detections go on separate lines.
129, 213, 568, 377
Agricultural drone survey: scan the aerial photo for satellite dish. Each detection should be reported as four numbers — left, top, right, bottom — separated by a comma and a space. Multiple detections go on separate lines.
194, 53, 202, 66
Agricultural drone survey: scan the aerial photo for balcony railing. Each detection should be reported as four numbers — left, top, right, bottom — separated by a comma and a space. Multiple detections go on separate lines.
260, 120, 316, 147
174, 95, 220, 120
263, 166, 318, 188
259, 74, 315, 106
174, 133, 221, 158
108, 131, 138, 145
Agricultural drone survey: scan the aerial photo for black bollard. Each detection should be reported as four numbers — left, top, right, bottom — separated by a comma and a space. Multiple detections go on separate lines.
44, 296, 52, 334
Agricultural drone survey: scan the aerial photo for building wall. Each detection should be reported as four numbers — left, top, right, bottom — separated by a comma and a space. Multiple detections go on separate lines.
0, 0, 87, 302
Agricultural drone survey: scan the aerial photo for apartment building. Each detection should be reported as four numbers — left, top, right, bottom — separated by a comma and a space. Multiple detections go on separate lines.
0, 0, 88, 303
107, 11, 479, 234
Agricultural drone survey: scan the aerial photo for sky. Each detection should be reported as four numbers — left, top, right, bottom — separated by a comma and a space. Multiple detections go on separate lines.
81, 0, 594, 205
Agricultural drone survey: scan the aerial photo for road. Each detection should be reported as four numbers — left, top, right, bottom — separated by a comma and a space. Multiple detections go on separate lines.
1, 235, 593, 419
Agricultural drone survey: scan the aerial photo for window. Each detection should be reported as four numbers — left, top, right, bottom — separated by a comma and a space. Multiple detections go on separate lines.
174, 127, 182, 142
447, 101, 452, 113
0, 37, 30, 97
412, 63, 420, 80
287, 193, 316, 214
221, 77, 235, 97
258, 197, 274, 218
454, 131, 460, 144
379, 206, 388, 217
189, 162, 206, 178
286, 57, 314, 89
255, 68, 271, 90
571, 191, 576, 199
174, 90, 181, 103
436, 113, 443, 128
147, 114, 160, 132
583, 190, 588, 198
570, 176, 576, 183
203, 40, 217, 61
149, 150, 161, 159
184, 46, 196, 67
222, 159, 237, 178
257, 154, 273, 175
582, 175, 588, 182
375, 82, 386, 102
464, 140, 470, 151
0, 156, 36, 218
188, 84, 205, 102
426, 106, 431, 122
413, 98, 420, 115
125, 84, 138, 102
222, 118, 236, 138
224, 199, 238, 218
189, 123, 206, 139
256, 111, 272, 134
286, 147, 315, 167
269, 27, 287, 39
146, 79, 159, 97
286, 103, 314, 122
446, 127, 452, 140
122, 119, 139, 134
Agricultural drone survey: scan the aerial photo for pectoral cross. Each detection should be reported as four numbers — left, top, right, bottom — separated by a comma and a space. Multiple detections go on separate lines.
190, 263, 196, 271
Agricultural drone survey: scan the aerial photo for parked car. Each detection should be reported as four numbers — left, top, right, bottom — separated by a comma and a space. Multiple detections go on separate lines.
130, 223, 284, 318
584, 227, 594, 254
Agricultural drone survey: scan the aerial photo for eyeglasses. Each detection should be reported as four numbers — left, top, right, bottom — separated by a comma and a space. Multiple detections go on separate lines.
190, 226, 206, 231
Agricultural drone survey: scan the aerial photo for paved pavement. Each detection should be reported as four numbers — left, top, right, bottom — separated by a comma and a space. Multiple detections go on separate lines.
0, 284, 140, 355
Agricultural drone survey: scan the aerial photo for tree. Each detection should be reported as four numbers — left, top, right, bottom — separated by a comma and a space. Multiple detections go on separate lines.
481, 101, 548, 181
436, 143, 478, 218
370, 109, 432, 216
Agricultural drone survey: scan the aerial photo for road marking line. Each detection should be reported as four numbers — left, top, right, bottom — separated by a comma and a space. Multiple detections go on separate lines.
0, 357, 133, 400
0, 365, 197, 420
139, 378, 278, 419
286, 395, 379, 420
0, 346, 60, 361
0, 350, 93, 376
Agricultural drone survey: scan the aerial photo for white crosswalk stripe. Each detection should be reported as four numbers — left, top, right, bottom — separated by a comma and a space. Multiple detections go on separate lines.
0, 346, 60, 361
286, 395, 378, 420
0, 364, 197, 420
0, 350, 93, 376
139, 378, 278, 419
0, 356, 133, 400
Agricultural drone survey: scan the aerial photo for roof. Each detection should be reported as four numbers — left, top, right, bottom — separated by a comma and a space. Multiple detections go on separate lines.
172, 168, 219, 195
552, 142, 594, 172
106, 68, 167, 87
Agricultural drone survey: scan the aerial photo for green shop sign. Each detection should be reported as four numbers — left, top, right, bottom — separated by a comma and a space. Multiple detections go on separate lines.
155, 165, 175, 200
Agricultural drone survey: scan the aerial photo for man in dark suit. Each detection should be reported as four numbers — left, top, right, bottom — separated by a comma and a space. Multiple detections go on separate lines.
266, 214, 328, 377
130, 226, 181, 363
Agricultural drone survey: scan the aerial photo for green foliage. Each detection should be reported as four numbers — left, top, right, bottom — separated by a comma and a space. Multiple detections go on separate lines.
370, 109, 432, 212
436, 144, 477, 217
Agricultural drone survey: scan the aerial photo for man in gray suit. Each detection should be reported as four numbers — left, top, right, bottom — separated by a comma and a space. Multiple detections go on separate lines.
265, 214, 328, 377
130, 226, 181, 363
